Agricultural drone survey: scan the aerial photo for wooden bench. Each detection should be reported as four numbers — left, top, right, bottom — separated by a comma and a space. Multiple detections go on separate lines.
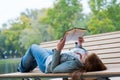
0, 31, 120, 80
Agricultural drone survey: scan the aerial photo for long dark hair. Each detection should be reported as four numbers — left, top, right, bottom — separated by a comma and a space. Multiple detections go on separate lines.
72, 53, 107, 80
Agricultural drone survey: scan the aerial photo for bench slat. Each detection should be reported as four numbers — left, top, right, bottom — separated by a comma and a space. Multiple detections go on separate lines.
102, 58, 120, 64
98, 53, 120, 59
84, 32, 120, 41
0, 69, 120, 78
88, 48, 120, 54
106, 64, 120, 68
85, 31, 120, 38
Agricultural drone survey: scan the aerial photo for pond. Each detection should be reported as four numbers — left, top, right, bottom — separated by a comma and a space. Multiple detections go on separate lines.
0, 58, 50, 80
0, 58, 20, 74
0, 58, 20, 80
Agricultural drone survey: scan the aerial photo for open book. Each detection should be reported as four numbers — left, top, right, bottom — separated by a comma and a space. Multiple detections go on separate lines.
63, 28, 86, 42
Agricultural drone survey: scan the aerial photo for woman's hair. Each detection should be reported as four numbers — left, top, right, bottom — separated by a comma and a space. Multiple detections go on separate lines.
72, 53, 107, 80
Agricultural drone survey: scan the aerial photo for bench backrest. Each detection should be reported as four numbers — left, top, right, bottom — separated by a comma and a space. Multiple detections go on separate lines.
40, 31, 120, 69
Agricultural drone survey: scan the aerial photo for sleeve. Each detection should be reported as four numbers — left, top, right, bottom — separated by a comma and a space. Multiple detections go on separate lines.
49, 49, 61, 72
52, 60, 81, 73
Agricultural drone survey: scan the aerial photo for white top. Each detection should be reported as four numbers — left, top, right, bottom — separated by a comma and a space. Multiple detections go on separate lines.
45, 55, 52, 70
61, 48, 87, 61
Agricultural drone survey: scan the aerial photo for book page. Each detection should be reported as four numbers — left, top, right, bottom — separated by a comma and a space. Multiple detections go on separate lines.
64, 28, 86, 42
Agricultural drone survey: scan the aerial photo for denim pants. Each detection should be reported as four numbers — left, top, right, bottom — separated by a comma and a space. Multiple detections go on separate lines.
17, 44, 53, 73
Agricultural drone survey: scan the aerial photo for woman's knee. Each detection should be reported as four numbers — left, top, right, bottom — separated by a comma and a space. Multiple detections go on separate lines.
31, 44, 39, 49
30, 44, 43, 56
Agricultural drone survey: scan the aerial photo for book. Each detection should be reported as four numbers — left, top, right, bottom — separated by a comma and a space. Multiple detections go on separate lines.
63, 28, 86, 42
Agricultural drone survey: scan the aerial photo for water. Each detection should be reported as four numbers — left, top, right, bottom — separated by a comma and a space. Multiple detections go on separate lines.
0, 58, 21, 80
0, 58, 20, 74
0, 59, 49, 80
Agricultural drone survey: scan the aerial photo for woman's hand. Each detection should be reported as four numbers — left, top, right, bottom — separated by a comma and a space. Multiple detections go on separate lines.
78, 37, 84, 46
57, 36, 66, 52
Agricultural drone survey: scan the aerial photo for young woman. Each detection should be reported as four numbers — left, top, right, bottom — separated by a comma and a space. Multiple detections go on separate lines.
17, 37, 108, 80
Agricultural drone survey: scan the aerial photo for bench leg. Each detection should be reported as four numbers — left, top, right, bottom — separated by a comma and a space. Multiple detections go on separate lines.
98, 77, 111, 80
22, 78, 32, 80
63, 78, 68, 80
34, 77, 41, 80
22, 78, 38, 80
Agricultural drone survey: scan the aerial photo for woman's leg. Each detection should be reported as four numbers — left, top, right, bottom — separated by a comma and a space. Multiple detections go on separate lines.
17, 48, 37, 72
18, 44, 53, 73
30, 44, 53, 72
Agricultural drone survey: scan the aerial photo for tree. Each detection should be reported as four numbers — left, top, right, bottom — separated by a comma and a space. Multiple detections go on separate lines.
87, 0, 117, 34
42, 0, 83, 39
1, 10, 32, 57
0, 32, 6, 58
30, 9, 55, 42
19, 9, 55, 50
106, 2, 120, 30
88, 15, 115, 34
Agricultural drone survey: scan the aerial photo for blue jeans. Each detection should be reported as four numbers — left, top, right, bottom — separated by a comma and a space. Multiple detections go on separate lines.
17, 44, 53, 73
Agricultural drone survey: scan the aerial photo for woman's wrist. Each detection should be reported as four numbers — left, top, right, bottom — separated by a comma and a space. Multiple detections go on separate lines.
56, 47, 62, 52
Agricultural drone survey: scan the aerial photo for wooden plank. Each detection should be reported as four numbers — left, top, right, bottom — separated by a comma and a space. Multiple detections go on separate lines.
88, 48, 120, 54
0, 72, 70, 78
106, 64, 120, 69
84, 31, 120, 41
85, 31, 120, 38
83, 38, 120, 47
84, 42, 120, 51
98, 53, 120, 59
0, 69, 120, 78
102, 58, 120, 64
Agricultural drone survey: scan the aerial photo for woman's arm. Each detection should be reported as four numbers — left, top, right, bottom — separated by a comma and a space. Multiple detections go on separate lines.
57, 36, 66, 51
49, 37, 66, 72
49, 49, 61, 72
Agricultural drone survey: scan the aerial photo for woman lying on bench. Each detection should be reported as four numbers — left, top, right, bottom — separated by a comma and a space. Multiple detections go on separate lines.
17, 37, 108, 80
